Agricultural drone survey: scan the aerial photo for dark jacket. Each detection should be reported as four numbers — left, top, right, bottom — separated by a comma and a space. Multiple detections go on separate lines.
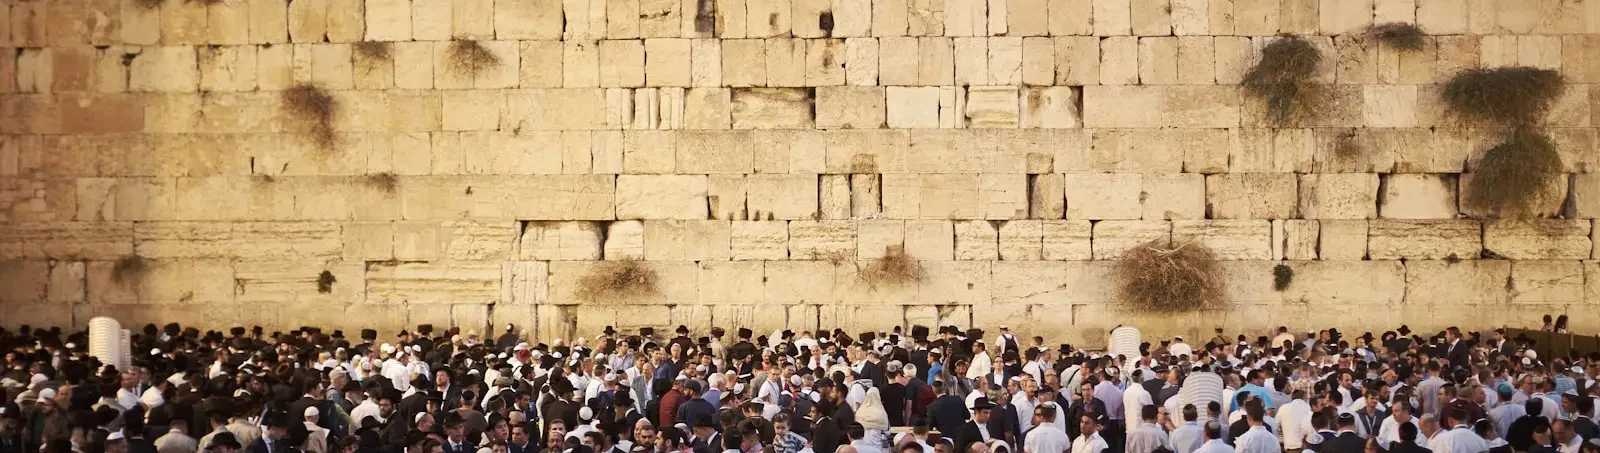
1388, 442, 1433, 453
1322, 431, 1364, 453
929, 395, 968, 440
953, 420, 988, 453
674, 398, 716, 430
811, 416, 841, 453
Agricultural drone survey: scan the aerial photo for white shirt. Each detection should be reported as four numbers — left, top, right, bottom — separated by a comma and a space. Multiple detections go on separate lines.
117, 388, 141, 410
1123, 384, 1153, 432
1169, 343, 1193, 358
1194, 439, 1234, 453
1071, 433, 1109, 453
140, 386, 165, 409
1170, 422, 1204, 453
1014, 394, 1037, 434
1125, 422, 1170, 453
1233, 426, 1281, 453
967, 352, 992, 380
1488, 403, 1525, 439
349, 400, 384, 433
1558, 434, 1583, 453
1427, 425, 1489, 453
381, 360, 410, 391
1277, 399, 1311, 449
1377, 415, 1424, 450
1025, 422, 1070, 453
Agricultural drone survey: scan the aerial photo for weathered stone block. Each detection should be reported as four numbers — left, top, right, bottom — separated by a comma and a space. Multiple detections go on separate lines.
1063, 173, 1142, 220
1404, 260, 1508, 305
980, 174, 1028, 220
615, 175, 707, 220
1172, 220, 1272, 260
762, 261, 835, 303
856, 220, 905, 260
953, 220, 999, 260
1020, 86, 1080, 128
1484, 220, 1592, 260
789, 220, 857, 260
366, 261, 501, 304
520, 221, 603, 260
1205, 173, 1299, 219
697, 261, 764, 303
1082, 85, 1240, 128
886, 86, 940, 129
1091, 220, 1170, 259
904, 220, 954, 260
1141, 173, 1204, 220
1041, 220, 1092, 260
731, 88, 814, 129
1380, 173, 1460, 219
964, 86, 1019, 128
746, 174, 820, 220
645, 220, 732, 261
1319, 219, 1368, 260
1367, 219, 1482, 260
816, 86, 885, 129
731, 221, 788, 260
997, 220, 1043, 260
1298, 173, 1378, 219
1510, 260, 1584, 304
919, 174, 980, 219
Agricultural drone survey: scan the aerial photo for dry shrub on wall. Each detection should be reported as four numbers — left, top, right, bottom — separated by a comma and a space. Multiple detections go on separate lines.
353, 41, 392, 62
1114, 240, 1226, 313
112, 255, 149, 285
448, 40, 500, 77
1242, 35, 1325, 125
316, 270, 337, 294
575, 258, 660, 302
1273, 264, 1294, 291
1463, 128, 1564, 218
1442, 67, 1564, 126
859, 246, 927, 289
1367, 22, 1426, 51
281, 83, 339, 151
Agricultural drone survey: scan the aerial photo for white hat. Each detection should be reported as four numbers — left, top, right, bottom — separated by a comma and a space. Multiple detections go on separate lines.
514, 342, 531, 351
37, 388, 56, 402
305, 406, 320, 417
107, 432, 125, 442
578, 406, 594, 421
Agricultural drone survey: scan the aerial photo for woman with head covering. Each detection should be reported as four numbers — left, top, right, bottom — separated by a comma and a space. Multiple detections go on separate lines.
858, 388, 892, 449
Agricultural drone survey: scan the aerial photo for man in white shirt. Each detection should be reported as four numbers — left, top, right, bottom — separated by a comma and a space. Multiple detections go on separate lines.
1233, 402, 1280, 453
1278, 390, 1312, 451
1169, 337, 1193, 359
1427, 408, 1489, 453
1025, 404, 1070, 453
1193, 421, 1234, 453
1125, 405, 1170, 453
1377, 398, 1425, 450
117, 371, 141, 410
1071, 413, 1110, 453
1014, 378, 1039, 435
1124, 371, 1154, 432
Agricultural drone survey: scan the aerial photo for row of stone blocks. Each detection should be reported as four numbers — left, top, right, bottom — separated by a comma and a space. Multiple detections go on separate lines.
7, 171, 1600, 223
2, 257, 1598, 342
25, 0, 1600, 50
13, 33, 1600, 95
0, 218, 1593, 263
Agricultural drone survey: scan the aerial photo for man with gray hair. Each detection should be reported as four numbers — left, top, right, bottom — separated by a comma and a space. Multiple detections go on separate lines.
1170, 405, 1204, 453
1193, 421, 1233, 453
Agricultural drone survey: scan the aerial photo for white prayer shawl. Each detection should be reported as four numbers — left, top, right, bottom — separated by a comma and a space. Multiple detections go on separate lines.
1123, 385, 1154, 433
1277, 399, 1312, 449
1125, 423, 1170, 453
968, 352, 993, 380
1233, 426, 1281, 453
1426, 426, 1490, 453
1024, 424, 1070, 453
1070, 433, 1109, 453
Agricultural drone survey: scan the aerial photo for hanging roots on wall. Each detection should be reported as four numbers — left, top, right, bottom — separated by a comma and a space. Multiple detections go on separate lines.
1114, 240, 1226, 313
353, 41, 393, 62
281, 83, 338, 151
575, 258, 660, 302
1273, 264, 1294, 291
1242, 35, 1325, 125
1464, 127, 1564, 218
1366, 22, 1426, 51
316, 270, 337, 294
112, 255, 149, 285
858, 245, 927, 289
1442, 67, 1564, 126
364, 172, 398, 194
448, 40, 500, 77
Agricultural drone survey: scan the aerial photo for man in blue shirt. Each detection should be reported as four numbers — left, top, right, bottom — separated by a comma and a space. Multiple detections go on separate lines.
1235, 370, 1276, 413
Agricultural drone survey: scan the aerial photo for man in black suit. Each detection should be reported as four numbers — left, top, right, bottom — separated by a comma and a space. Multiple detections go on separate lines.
1322, 413, 1365, 453
1572, 397, 1599, 441
1444, 328, 1470, 370
248, 413, 292, 453
953, 397, 995, 453
1064, 381, 1106, 440
928, 384, 969, 441
441, 414, 475, 453
1391, 423, 1433, 453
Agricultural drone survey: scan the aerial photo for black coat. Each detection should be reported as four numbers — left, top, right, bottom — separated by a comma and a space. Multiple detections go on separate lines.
1322, 431, 1365, 453
1064, 398, 1106, 440
928, 395, 968, 439
1575, 416, 1600, 441
1508, 415, 1550, 452
1389, 442, 1433, 453
953, 420, 989, 453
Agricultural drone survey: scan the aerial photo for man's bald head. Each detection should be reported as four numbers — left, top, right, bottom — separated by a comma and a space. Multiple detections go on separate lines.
837, 446, 859, 453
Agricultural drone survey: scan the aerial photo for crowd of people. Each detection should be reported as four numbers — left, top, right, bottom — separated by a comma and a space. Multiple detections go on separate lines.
0, 320, 1597, 453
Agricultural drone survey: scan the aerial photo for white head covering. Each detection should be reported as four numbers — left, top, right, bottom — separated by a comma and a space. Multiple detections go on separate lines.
856, 388, 889, 430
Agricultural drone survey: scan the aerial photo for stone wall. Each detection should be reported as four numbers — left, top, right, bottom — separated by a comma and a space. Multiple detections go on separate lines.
1, 0, 1598, 346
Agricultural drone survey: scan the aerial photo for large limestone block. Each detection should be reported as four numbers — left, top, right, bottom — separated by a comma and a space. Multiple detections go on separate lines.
645, 220, 732, 261
1142, 173, 1205, 220
823, 130, 910, 174
1091, 220, 1170, 259
1391, 128, 1470, 173
697, 261, 764, 304
234, 260, 364, 305
980, 174, 1028, 220
1229, 128, 1315, 173
1172, 220, 1272, 260
918, 261, 991, 304
615, 175, 707, 220
1030, 174, 1067, 220
496, 175, 617, 220
763, 260, 837, 303
1380, 173, 1460, 219
86, 258, 236, 305
989, 261, 1068, 305
789, 220, 858, 260
731, 88, 815, 128
857, 220, 905, 259
1319, 219, 1369, 260
887, 86, 941, 129
1484, 220, 1592, 260
520, 221, 603, 260
707, 175, 748, 220
1570, 173, 1600, 219
745, 174, 820, 220
1020, 86, 1081, 128
965, 86, 1020, 128
1042, 220, 1093, 260
439, 220, 516, 261
1404, 260, 1510, 305
229, 222, 343, 261
547, 260, 697, 304
816, 86, 886, 129
1298, 173, 1379, 219
1081, 85, 1241, 128
731, 221, 788, 260
1205, 174, 1299, 219
134, 222, 233, 259
904, 220, 954, 260
920, 174, 981, 219
953, 220, 998, 260
1283, 219, 1320, 260
676, 131, 754, 173
1510, 260, 1584, 304
998, 220, 1043, 260
1310, 128, 1398, 173
1063, 173, 1142, 220
1284, 260, 1407, 304
0, 261, 48, 303
804, 39, 846, 85
365, 261, 501, 304
502, 89, 607, 130
1368, 220, 1482, 260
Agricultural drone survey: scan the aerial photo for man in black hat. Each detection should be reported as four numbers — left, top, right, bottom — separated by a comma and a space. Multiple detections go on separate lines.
208, 432, 243, 453
729, 329, 756, 364
671, 326, 694, 354
954, 397, 996, 453
248, 413, 292, 453
354, 330, 377, 357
